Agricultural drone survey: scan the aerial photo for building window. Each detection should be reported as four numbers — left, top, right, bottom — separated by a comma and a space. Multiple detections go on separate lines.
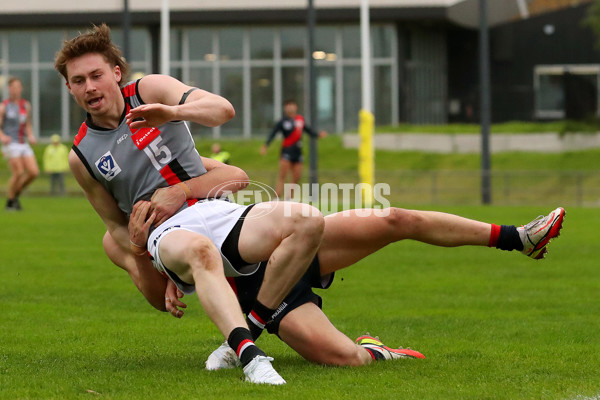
1, 28, 152, 141
171, 23, 397, 138
534, 65, 600, 120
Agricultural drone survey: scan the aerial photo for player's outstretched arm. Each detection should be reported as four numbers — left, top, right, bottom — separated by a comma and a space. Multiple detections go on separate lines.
126, 74, 235, 129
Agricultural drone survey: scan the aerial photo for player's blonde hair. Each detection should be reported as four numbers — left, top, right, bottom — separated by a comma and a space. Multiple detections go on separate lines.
54, 24, 130, 86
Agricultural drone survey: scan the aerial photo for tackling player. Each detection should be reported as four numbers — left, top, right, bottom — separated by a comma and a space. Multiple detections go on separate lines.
55, 24, 327, 385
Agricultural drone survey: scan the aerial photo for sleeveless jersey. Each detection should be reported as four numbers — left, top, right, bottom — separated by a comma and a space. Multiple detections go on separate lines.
72, 79, 207, 216
2, 99, 28, 144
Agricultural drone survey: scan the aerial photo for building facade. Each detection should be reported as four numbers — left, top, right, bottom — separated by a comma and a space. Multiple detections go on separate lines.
0, 0, 456, 140
0, 0, 597, 140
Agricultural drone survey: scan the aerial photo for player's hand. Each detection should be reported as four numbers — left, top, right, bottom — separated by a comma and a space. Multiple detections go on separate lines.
128, 200, 156, 254
28, 135, 37, 145
260, 144, 268, 156
126, 103, 177, 129
0, 135, 11, 145
150, 186, 187, 226
165, 279, 187, 318
318, 130, 327, 138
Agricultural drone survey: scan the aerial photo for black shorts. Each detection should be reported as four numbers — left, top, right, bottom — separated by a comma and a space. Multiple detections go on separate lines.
221, 205, 334, 334
280, 145, 303, 164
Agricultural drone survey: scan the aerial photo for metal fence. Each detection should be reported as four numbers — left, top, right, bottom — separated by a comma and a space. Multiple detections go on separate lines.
2, 169, 599, 207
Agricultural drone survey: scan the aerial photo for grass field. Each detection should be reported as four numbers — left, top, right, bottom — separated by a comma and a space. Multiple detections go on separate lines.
1, 197, 599, 399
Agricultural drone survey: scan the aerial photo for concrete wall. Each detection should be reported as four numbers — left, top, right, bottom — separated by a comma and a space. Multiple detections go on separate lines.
343, 132, 600, 153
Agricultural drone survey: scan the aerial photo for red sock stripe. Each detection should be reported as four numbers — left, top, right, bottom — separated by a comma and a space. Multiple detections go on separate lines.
236, 339, 253, 357
489, 224, 501, 247
250, 310, 266, 326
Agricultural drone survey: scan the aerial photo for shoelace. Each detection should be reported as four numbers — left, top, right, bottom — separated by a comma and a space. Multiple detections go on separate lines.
523, 215, 545, 231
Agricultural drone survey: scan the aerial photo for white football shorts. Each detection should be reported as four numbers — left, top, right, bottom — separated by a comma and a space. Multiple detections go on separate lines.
147, 199, 261, 294
2, 142, 34, 159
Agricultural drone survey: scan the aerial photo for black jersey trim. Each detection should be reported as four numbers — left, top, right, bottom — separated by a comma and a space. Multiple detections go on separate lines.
85, 106, 128, 132
179, 87, 199, 105
71, 144, 99, 182
168, 159, 192, 181
134, 79, 145, 105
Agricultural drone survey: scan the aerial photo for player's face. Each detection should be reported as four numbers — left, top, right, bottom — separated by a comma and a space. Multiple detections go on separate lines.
8, 80, 23, 100
284, 103, 297, 117
65, 53, 123, 126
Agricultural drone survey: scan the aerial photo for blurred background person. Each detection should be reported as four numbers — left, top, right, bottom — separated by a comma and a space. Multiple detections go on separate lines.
43, 134, 69, 196
261, 99, 326, 198
0, 77, 39, 211
210, 143, 231, 165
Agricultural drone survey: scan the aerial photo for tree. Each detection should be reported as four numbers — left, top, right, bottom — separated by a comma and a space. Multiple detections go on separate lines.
582, 0, 600, 48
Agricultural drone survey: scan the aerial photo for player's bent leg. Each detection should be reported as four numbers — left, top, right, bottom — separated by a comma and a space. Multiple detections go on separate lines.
277, 302, 372, 366
7, 157, 24, 199
158, 229, 286, 384
20, 155, 39, 190
238, 202, 324, 309
158, 229, 248, 336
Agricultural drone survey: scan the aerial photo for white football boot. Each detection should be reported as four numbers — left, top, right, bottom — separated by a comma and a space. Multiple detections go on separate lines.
243, 355, 286, 385
518, 207, 565, 259
205, 342, 241, 370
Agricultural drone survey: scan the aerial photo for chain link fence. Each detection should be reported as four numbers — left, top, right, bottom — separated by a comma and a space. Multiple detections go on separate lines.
2, 169, 599, 207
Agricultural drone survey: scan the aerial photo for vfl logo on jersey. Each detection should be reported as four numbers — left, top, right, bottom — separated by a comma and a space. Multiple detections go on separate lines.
131, 127, 161, 150
96, 151, 122, 181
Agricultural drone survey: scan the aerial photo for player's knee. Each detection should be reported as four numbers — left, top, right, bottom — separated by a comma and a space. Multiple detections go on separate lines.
385, 207, 424, 235
186, 237, 220, 273
289, 205, 324, 243
28, 168, 40, 179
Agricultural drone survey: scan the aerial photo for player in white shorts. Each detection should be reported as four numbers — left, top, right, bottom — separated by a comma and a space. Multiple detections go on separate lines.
57, 24, 325, 385
0, 77, 39, 211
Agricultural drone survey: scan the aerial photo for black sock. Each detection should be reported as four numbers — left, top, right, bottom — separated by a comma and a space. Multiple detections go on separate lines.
227, 327, 266, 367
6, 199, 13, 207
496, 225, 524, 251
246, 301, 276, 341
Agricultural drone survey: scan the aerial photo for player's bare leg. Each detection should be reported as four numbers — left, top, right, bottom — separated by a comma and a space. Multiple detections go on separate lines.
278, 303, 371, 366
158, 229, 286, 384
17, 155, 39, 193
237, 201, 324, 339
291, 162, 303, 185
317, 207, 565, 276
7, 157, 24, 200
276, 158, 292, 198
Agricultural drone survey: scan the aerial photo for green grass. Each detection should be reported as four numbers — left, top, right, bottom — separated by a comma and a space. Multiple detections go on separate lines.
1, 198, 599, 399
